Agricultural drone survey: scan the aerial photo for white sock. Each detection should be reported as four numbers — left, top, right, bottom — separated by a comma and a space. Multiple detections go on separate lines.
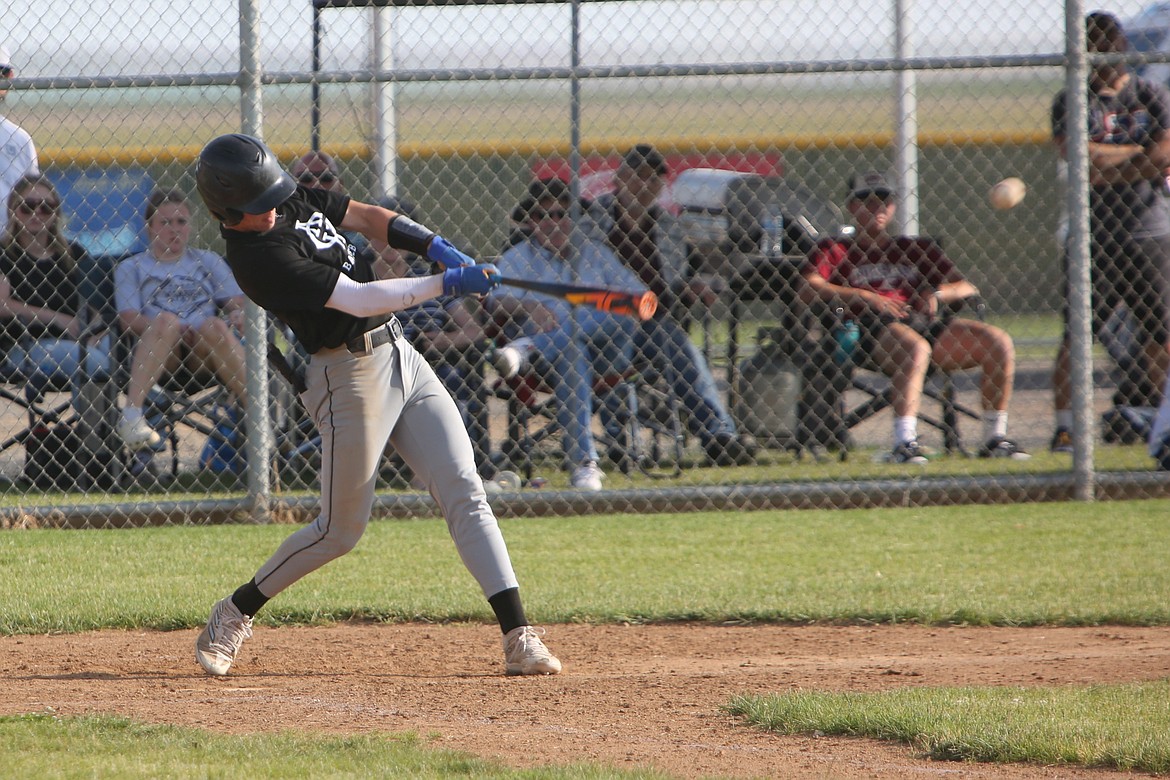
983, 411, 1008, 442
894, 416, 918, 445
1056, 409, 1073, 430
122, 405, 144, 423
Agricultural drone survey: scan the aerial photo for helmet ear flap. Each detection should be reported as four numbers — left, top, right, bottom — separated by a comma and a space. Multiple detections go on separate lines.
221, 207, 245, 227
201, 199, 242, 227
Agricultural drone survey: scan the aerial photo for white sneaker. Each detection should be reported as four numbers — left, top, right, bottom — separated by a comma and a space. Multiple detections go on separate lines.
117, 415, 161, 449
503, 625, 562, 676
195, 596, 254, 676
570, 460, 604, 491
491, 337, 534, 379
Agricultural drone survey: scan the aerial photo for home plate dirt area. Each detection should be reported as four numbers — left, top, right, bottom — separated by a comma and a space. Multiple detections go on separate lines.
3, 623, 1169, 779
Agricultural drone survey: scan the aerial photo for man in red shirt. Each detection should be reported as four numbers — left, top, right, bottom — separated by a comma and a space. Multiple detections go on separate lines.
801, 171, 1028, 463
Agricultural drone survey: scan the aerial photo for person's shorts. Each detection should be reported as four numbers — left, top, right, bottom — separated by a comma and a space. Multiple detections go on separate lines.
1062, 232, 1170, 347
853, 313, 948, 359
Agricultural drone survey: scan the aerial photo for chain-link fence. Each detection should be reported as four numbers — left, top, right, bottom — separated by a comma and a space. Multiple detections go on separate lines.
3, 0, 1170, 527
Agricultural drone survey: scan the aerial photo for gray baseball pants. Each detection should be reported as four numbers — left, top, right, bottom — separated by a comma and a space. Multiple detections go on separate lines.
250, 332, 519, 599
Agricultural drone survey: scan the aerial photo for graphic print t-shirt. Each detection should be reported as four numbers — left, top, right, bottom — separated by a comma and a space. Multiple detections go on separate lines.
808, 237, 954, 319
221, 186, 391, 354
114, 248, 241, 327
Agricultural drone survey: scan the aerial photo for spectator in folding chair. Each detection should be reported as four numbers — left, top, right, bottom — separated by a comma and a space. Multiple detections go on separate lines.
586, 143, 757, 466
0, 43, 39, 238
113, 188, 247, 450
487, 178, 643, 490
0, 175, 112, 396
800, 171, 1029, 464
371, 195, 496, 478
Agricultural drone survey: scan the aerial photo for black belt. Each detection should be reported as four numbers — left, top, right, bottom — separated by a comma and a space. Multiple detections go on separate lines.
345, 318, 403, 355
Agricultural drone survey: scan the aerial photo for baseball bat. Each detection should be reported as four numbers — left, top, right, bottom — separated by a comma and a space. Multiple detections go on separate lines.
498, 277, 658, 321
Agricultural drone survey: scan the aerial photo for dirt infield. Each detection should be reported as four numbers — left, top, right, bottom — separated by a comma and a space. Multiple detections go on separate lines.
3, 623, 1169, 778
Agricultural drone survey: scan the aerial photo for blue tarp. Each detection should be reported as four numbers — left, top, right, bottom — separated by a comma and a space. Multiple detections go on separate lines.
46, 167, 154, 259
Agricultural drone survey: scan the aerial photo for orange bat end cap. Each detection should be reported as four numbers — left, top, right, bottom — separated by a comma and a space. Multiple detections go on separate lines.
638, 291, 658, 321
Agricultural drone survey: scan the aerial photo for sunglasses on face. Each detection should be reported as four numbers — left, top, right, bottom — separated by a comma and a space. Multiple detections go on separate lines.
532, 208, 568, 221
16, 200, 58, 217
298, 171, 337, 185
0, 66, 12, 79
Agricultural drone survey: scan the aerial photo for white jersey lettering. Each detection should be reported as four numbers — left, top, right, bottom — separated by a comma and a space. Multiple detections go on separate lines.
295, 211, 349, 258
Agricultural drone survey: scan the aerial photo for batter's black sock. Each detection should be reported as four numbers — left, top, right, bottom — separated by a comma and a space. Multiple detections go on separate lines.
231, 579, 269, 618
488, 587, 528, 635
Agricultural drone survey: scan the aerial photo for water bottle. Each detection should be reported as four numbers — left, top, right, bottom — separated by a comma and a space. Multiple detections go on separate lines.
761, 212, 783, 258
833, 320, 860, 366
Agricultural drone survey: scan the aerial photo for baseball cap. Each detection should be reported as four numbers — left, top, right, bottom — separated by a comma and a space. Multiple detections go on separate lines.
1086, 11, 1127, 54
847, 171, 894, 201
522, 178, 570, 216
621, 143, 668, 175
511, 194, 536, 224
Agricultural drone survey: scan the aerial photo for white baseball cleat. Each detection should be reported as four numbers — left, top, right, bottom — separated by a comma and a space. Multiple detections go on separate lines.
195, 596, 254, 676
503, 625, 562, 676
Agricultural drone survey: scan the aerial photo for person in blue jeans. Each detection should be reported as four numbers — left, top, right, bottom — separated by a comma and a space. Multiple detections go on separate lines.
488, 178, 640, 491
587, 145, 756, 465
0, 174, 112, 396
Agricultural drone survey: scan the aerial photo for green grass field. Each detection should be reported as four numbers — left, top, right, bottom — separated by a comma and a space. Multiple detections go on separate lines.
3, 502, 1170, 776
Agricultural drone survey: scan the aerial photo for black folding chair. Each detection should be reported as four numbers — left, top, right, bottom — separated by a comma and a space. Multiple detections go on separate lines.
831, 297, 987, 458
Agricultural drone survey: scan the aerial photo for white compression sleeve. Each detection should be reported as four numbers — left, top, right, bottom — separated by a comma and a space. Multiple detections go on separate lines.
325, 274, 445, 317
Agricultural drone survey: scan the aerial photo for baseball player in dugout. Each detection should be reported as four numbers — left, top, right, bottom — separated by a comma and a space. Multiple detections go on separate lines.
191, 133, 561, 677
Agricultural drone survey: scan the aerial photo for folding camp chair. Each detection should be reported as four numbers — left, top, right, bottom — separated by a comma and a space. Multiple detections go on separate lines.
0, 250, 125, 491
831, 297, 987, 458
490, 351, 685, 481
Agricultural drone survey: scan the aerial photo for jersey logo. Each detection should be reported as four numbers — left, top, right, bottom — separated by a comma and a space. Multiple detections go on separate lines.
295, 211, 348, 254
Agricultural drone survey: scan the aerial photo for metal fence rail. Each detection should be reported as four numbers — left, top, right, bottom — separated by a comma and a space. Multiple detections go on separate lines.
0, 0, 1155, 525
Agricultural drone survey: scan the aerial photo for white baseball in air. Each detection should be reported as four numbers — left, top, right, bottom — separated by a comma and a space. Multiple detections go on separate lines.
988, 177, 1026, 210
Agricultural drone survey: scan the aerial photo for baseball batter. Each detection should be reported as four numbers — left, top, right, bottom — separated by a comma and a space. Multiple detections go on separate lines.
191, 133, 561, 677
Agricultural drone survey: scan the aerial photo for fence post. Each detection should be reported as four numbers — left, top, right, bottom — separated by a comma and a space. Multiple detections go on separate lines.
239, 0, 274, 522
1064, 0, 1095, 501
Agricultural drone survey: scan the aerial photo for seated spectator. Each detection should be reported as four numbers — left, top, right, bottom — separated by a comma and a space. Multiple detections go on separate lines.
0, 175, 111, 393
114, 189, 247, 449
487, 178, 642, 490
586, 144, 756, 466
800, 171, 1028, 464
371, 194, 495, 477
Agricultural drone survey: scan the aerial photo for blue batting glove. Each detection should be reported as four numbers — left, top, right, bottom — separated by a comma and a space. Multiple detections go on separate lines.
428, 236, 475, 269
442, 264, 501, 297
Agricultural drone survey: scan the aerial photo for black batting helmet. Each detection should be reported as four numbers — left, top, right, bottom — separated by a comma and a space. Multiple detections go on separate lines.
195, 133, 296, 226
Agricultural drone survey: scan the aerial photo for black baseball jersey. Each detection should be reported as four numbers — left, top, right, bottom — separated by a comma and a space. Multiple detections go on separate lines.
221, 186, 393, 354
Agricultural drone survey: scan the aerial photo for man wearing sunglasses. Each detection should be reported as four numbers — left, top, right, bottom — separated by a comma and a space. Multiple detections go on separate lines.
290, 151, 344, 193
0, 44, 40, 236
488, 178, 645, 490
